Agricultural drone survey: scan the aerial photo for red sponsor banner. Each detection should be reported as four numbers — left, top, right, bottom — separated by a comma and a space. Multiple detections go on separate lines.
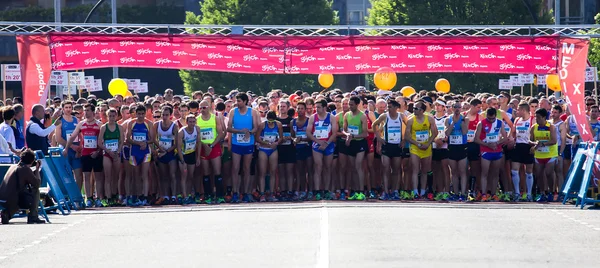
48, 33, 559, 74
558, 37, 592, 142
16, 34, 52, 124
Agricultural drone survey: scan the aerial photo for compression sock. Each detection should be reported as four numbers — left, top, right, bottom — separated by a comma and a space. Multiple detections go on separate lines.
426, 171, 434, 193
469, 176, 476, 192
203, 176, 212, 196
511, 170, 520, 195
526, 173, 534, 195
215, 175, 224, 197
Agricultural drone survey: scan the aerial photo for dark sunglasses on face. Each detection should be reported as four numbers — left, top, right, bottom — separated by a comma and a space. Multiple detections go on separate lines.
200, 106, 208, 110
153, 116, 160, 119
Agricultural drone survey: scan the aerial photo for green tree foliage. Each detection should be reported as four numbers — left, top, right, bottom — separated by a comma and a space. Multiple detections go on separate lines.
180, 0, 338, 96
367, 0, 553, 93
587, 14, 600, 69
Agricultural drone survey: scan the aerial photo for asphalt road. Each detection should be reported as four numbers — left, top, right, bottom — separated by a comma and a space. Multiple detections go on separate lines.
0, 202, 599, 268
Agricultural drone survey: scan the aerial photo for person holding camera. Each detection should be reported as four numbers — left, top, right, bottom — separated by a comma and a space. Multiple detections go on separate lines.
26, 104, 61, 154
0, 149, 45, 224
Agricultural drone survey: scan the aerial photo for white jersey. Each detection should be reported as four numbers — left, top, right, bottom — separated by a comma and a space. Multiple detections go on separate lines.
553, 120, 563, 147
432, 115, 447, 149
514, 117, 532, 144
384, 112, 402, 144
182, 127, 198, 154
157, 121, 175, 150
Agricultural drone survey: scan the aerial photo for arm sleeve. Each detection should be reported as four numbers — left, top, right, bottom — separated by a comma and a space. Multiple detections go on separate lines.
29, 123, 56, 137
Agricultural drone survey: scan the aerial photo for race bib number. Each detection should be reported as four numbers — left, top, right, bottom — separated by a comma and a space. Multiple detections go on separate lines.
436, 126, 446, 139
236, 133, 251, 144
83, 135, 97, 149
282, 132, 291, 145
516, 127, 529, 140
415, 130, 429, 143
159, 137, 173, 150
537, 140, 550, 153
297, 131, 307, 144
185, 139, 196, 152
263, 132, 277, 143
104, 139, 118, 152
200, 128, 214, 141
467, 130, 475, 142
484, 132, 499, 143
315, 126, 329, 139
387, 126, 401, 143
66, 129, 78, 142
449, 135, 463, 145
133, 132, 146, 142
348, 125, 359, 135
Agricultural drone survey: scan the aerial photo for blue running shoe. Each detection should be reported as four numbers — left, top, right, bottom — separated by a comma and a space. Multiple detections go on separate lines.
379, 192, 388, 200
392, 191, 401, 200
546, 193, 554, 202
242, 194, 251, 203
339, 192, 347, 201
232, 193, 240, 203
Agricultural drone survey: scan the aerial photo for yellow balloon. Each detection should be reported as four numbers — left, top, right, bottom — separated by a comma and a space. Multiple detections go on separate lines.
435, 78, 450, 93
108, 78, 129, 96
124, 90, 133, 97
400, 86, 416, 97
318, 73, 334, 88
546, 74, 561, 92
374, 67, 397, 90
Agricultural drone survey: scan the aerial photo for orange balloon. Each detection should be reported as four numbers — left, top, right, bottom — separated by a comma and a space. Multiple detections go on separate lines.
400, 86, 416, 97
318, 73, 334, 88
374, 67, 397, 90
546, 74, 561, 92
435, 78, 450, 93
124, 90, 133, 97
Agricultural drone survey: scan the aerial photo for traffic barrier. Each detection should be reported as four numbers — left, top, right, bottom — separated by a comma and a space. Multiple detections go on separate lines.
34, 150, 71, 215
48, 147, 84, 210
562, 142, 600, 208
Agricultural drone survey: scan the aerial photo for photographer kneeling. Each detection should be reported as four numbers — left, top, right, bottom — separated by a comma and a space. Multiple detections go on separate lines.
0, 149, 45, 224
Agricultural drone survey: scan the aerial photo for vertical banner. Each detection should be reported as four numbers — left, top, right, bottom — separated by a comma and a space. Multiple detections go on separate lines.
559, 37, 592, 142
16, 34, 52, 123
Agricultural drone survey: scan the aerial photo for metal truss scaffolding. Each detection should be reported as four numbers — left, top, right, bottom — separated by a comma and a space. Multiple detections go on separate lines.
0, 22, 600, 37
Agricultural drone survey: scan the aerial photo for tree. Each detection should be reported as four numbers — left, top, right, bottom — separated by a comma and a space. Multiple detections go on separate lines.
367, 0, 553, 93
587, 14, 600, 70
180, 0, 338, 95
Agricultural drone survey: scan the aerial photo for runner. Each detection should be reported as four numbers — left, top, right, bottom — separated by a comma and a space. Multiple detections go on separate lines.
63, 104, 104, 207
126, 104, 155, 206
465, 98, 482, 198
178, 114, 201, 204
55, 100, 83, 196
342, 96, 369, 200
530, 108, 558, 202
372, 100, 405, 200
277, 99, 296, 201
509, 101, 535, 201
98, 108, 124, 206
334, 97, 351, 200
256, 111, 282, 202
404, 101, 438, 199
444, 101, 469, 201
475, 108, 508, 201
197, 100, 226, 204
306, 99, 338, 201
292, 101, 311, 200
153, 106, 179, 205
432, 99, 450, 200
550, 104, 567, 201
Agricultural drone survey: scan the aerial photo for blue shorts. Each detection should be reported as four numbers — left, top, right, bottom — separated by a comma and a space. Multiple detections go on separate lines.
562, 144, 572, 160
67, 148, 82, 170
121, 146, 131, 162
312, 141, 335, 156
481, 152, 503, 161
231, 144, 254, 155
158, 151, 176, 164
296, 145, 312, 161
258, 147, 276, 157
130, 153, 151, 166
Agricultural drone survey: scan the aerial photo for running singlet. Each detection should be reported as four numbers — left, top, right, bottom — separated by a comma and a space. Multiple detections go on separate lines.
384, 113, 402, 144
554, 120, 563, 147
157, 121, 176, 150
81, 120, 101, 156
182, 127, 198, 154
448, 115, 466, 145
566, 115, 581, 145
292, 118, 309, 146
130, 122, 150, 154
103, 124, 120, 153
365, 111, 375, 142
346, 111, 364, 141
259, 122, 279, 149
533, 122, 558, 159
231, 108, 254, 146
514, 117, 533, 144
61, 116, 79, 145
591, 121, 600, 141
410, 116, 431, 146
197, 114, 217, 144
466, 113, 480, 143
312, 113, 332, 141
278, 116, 293, 146
337, 113, 345, 142
432, 116, 447, 149
479, 119, 503, 154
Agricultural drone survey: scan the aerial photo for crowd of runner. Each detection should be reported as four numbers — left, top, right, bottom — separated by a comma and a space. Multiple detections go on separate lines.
0, 86, 596, 207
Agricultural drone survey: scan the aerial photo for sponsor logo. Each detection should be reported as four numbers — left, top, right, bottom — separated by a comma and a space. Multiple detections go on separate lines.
100, 48, 117, 55
284, 66, 300, 73
35, 63, 47, 96
262, 47, 279, 53
391, 45, 408, 50
227, 45, 243, 51
156, 41, 171, 47
301, 55, 317, 63
120, 57, 136, 64
173, 50, 188, 56
535, 45, 553, 51
427, 62, 443, 69
535, 65, 551, 71
552, 55, 558, 61
427, 45, 443, 51
355, 46, 372, 52
407, 53, 424, 59
119, 41, 135, 47
227, 62, 242, 69
444, 53, 460, 60
156, 58, 172, 65
516, 54, 533, 61
84, 58, 100, 66
479, 53, 497, 59
355, 63, 371, 71
65, 49, 81, 58
49, 42, 64, 49
51, 61, 66, 69
336, 54, 353, 60
284, 47, 299, 54
83, 41, 100, 47
243, 54, 259, 61
499, 63, 516, 70
462, 63, 479, 68
191, 43, 207, 49
191, 59, 208, 66
463, 45, 481, 50
262, 65, 278, 72
319, 64, 335, 71
372, 53, 389, 60
207, 53, 224, 59
319, 47, 335, 51
136, 48, 152, 55
391, 63, 408, 68
499, 44, 516, 51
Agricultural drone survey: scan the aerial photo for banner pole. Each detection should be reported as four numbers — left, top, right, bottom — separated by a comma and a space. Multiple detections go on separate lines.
594, 69, 598, 105
67, 74, 72, 101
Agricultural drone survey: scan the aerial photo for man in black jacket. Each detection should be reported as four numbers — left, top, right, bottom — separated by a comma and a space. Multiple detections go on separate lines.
25, 104, 61, 154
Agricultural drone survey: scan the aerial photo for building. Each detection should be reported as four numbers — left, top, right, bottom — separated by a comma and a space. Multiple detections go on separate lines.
543, 0, 600, 24
333, 0, 371, 25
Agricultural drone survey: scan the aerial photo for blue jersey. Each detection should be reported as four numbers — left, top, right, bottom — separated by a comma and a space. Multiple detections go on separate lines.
448, 115, 467, 145
231, 108, 254, 146
131, 122, 150, 155
61, 116, 79, 146
292, 117, 309, 148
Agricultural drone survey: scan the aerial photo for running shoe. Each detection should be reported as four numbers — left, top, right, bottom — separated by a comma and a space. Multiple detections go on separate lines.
195, 194, 203, 204
86, 199, 93, 208
315, 192, 322, 201
232, 193, 240, 203
101, 199, 109, 207
339, 192, 347, 201
457, 193, 465, 202
368, 191, 376, 200
441, 192, 450, 201
526, 194, 533, 202
253, 191, 261, 201
242, 194, 251, 203
299, 191, 307, 201
426, 193, 434, 201
154, 197, 165, 206
216, 197, 226, 204
475, 192, 483, 202
546, 192, 554, 202
434, 193, 444, 201
348, 192, 358, 200
553, 192, 560, 202
267, 194, 278, 202
536, 194, 547, 202
95, 199, 103, 207
259, 194, 266, 202
324, 191, 332, 200
356, 192, 366, 201
520, 193, 528, 202
224, 195, 232, 203
392, 191, 401, 200
334, 191, 341, 200
307, 191, 314, 201
177, 195, 184, 205
379, 192, 388, 201
491, 195, 500, 202
204, 196, 214, 204
186, 196, 196, 205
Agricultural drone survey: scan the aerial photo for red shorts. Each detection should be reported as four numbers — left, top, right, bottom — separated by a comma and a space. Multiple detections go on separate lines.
201, 144, 222, 160
367, 137, 375, 154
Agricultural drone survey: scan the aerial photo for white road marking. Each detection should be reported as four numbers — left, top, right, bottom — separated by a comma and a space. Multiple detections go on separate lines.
316, 207, 329, 268
14, 248, 24, 252
31, 241, 41, 245
0, 256, 6, 260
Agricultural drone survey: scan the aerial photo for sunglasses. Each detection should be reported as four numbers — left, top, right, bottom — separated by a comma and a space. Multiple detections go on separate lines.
200, 106, 208, 110
259, 111, 267, 114
413, 107, 421, 111
153, 116, 161, 119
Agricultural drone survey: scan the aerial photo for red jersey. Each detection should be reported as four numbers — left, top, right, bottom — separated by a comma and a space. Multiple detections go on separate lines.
465, 112, 480, 143
479, 118, 503, 154
81, 120, 101, 156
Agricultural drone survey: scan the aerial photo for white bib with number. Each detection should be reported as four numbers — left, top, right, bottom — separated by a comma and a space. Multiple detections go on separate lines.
387, 126, 401, 144
449, 135, 463, 145
236, 133, 251, 144
281, 132, 291, 145
159, 136, 173, 150
263, 132, 278, 143
200, 128, 214, 141
83, 136, 97, 149
537, 140, 550, 153
185, 139, 196, 152
314, 125, 330, 140
415, 130, 429, 143
133, 132, 146, 142
297, 131, 307, 144
66, 129, 78, 142
104, 139, 118, 152
348, 125, 359, 135
484, 132, 499, 143
467, 130, 475, 143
